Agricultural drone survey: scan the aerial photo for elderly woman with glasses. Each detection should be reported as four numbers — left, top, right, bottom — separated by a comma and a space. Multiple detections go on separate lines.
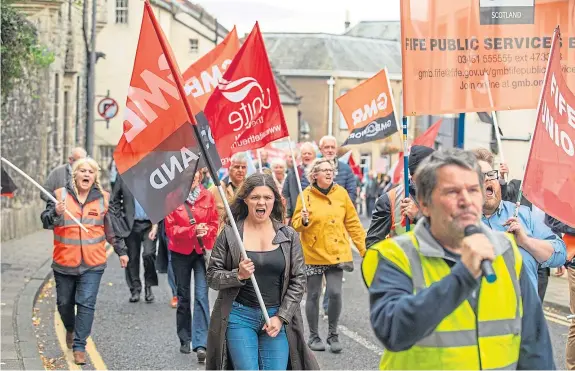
291, 158, 366, 354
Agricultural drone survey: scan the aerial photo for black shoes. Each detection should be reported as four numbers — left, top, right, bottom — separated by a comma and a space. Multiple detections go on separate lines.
129, 291, 140, 303
196, 347, 206, 363
145, 286, 154, 303
180, 342, 191, 354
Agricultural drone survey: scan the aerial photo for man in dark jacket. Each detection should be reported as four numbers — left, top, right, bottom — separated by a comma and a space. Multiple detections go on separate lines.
109, 175, 159, 303
365, 146, 435, 248
318, 136, 356, 204
283, 142, 315, 225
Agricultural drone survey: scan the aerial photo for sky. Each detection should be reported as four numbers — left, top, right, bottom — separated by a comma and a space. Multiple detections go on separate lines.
197, 0, 401, 35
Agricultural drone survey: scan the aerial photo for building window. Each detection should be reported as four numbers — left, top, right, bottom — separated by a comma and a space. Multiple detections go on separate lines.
115, 0, 128, 24
189, 38, 199, 53
338, 89, 349, 130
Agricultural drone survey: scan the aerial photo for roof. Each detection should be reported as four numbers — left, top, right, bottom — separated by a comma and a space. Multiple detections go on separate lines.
344, 21, 401, 41
262, 33, 402, 79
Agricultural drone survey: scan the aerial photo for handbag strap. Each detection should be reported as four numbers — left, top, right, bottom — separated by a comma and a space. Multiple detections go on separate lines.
183, 202, 206, 252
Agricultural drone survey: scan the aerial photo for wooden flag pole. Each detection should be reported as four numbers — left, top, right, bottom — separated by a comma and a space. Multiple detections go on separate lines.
484, 72, 506, 181
1, 157, 88, 232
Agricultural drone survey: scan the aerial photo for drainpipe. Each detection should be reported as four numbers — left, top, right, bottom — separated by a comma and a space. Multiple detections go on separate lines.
327, 76, 335, 136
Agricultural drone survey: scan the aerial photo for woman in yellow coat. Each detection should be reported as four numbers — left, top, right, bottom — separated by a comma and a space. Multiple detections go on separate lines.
292, 157, 366, 354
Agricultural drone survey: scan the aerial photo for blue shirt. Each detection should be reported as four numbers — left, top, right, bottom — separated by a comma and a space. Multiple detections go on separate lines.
481, 200, 566, 290
134, 198, 149, 221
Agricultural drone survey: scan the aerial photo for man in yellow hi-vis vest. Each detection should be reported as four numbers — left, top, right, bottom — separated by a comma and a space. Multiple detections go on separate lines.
362, 148, 554, 370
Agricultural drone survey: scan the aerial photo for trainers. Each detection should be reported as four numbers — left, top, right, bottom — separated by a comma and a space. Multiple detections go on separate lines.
196, 347, 206, 363
170, 296, 178, 308
327, 335, 342, 353
308, 337, 325, 351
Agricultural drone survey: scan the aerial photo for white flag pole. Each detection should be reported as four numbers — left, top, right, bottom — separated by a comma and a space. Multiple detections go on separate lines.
286, 138, 309, 225
257, 149, 263, 173
1, 157, 89, 232
215, 184, 271, 325
484, 73, 506, 180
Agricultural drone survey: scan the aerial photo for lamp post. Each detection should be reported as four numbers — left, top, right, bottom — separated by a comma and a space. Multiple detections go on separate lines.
327, 76, 335, 136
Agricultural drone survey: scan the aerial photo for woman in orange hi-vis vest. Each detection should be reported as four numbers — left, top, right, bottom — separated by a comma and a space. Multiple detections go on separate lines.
40, 158, 128, 366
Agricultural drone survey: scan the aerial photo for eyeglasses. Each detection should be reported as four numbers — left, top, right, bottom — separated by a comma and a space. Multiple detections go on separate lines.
318, 168, 334, 174
483, 170, 499, 181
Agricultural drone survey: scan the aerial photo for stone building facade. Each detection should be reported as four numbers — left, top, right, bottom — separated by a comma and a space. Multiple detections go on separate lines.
1, 0, 105, 241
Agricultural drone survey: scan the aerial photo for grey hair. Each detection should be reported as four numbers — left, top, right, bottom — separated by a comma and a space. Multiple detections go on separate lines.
230, 151, 248, 164
319, 135, 337, 148
270, 158, 286, 169
414, 148, 485, 206
306, 157, 337, 184
299, 142, 316, 154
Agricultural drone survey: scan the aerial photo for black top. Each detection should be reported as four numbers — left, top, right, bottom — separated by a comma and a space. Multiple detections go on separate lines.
236, 247, 286, 308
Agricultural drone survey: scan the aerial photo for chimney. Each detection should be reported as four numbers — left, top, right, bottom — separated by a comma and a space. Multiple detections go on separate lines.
344, 9, 350, 31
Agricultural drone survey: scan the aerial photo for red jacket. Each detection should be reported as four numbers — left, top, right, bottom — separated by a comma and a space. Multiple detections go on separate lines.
165, 187, 218, 255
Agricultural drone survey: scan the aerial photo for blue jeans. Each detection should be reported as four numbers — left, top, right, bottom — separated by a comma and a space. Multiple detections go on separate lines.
167, 250, 177, 297
226, 301, 289, 370
54, 270, 103, 352
171, 251, 209, 350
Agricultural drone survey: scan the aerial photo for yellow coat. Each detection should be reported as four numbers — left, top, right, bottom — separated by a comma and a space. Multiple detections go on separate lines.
292, 184, 366, 265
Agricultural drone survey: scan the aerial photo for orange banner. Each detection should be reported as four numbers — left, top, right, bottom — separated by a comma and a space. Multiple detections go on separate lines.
523, 26, 575, 227
182, 28, 239, 112
336, 68, 399, 145
401, 0, 575, 115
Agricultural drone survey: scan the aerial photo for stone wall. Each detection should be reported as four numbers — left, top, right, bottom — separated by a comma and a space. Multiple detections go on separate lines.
1, 0, 94, 242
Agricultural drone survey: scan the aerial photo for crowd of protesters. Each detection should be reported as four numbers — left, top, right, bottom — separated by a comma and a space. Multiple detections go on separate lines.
36, 139, 575, 370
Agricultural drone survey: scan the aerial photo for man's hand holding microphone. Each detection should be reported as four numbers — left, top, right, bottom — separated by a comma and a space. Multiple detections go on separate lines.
461, 225, 497, 282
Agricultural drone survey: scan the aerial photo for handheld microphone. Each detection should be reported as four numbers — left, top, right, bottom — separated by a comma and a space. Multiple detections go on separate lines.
464, 225, 497, 283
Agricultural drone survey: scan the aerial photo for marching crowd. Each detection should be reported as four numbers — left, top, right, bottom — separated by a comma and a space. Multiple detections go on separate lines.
39, 135, 575, 370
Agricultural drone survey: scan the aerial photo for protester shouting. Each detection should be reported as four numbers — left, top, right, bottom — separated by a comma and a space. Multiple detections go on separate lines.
165, 171, 218, 362
206, 173, 319, 370
40, 158, 128, 365
472, 150, 566, 292
362, 148, 554, 369
292, 158, 366, 353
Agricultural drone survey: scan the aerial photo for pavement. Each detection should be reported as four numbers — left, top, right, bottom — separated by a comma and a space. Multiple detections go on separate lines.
1, 219, 572, 369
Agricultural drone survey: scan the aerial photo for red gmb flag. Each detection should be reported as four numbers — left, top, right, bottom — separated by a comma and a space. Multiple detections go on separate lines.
523, 26, 575, 227
113, 0, 202, 224
336, 68, 399, 146
182, 27, 240, 112
204, 22, 290, 168
392, 118, 442, 184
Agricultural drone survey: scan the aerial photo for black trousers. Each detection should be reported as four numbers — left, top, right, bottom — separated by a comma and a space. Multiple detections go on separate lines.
537, 266, 550, 302
125, 220, 158, 293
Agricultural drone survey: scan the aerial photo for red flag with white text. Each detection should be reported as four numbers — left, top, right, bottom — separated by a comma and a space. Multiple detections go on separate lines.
522, 26, 575, 227
392, 118, 442, 184
204, 22, 289, 168
113, 1, 203, 224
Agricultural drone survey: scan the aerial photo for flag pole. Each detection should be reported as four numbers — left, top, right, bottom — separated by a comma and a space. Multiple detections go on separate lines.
286, 138, 309, 225
402, 116, 411, 232
257, 149, 263, 173
484, 72, 506, 181
144, 0, 270, 324
513, 26, 559, 218
1, 157, 89, 232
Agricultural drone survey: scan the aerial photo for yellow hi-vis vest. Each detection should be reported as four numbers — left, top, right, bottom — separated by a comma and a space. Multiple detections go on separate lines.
362, 232, 523, 370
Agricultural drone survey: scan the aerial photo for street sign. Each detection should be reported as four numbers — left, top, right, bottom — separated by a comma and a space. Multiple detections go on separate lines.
97, 97, 119, 120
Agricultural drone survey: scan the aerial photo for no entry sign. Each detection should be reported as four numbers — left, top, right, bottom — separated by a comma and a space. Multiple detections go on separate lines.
97, 97, 119, 120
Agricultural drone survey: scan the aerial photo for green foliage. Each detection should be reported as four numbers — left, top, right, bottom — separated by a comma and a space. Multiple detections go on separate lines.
1, 0, 55, 99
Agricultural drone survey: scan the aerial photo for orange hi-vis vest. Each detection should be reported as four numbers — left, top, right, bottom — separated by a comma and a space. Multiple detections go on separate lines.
564, 233, 575, 261
53, 187, 109, 269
